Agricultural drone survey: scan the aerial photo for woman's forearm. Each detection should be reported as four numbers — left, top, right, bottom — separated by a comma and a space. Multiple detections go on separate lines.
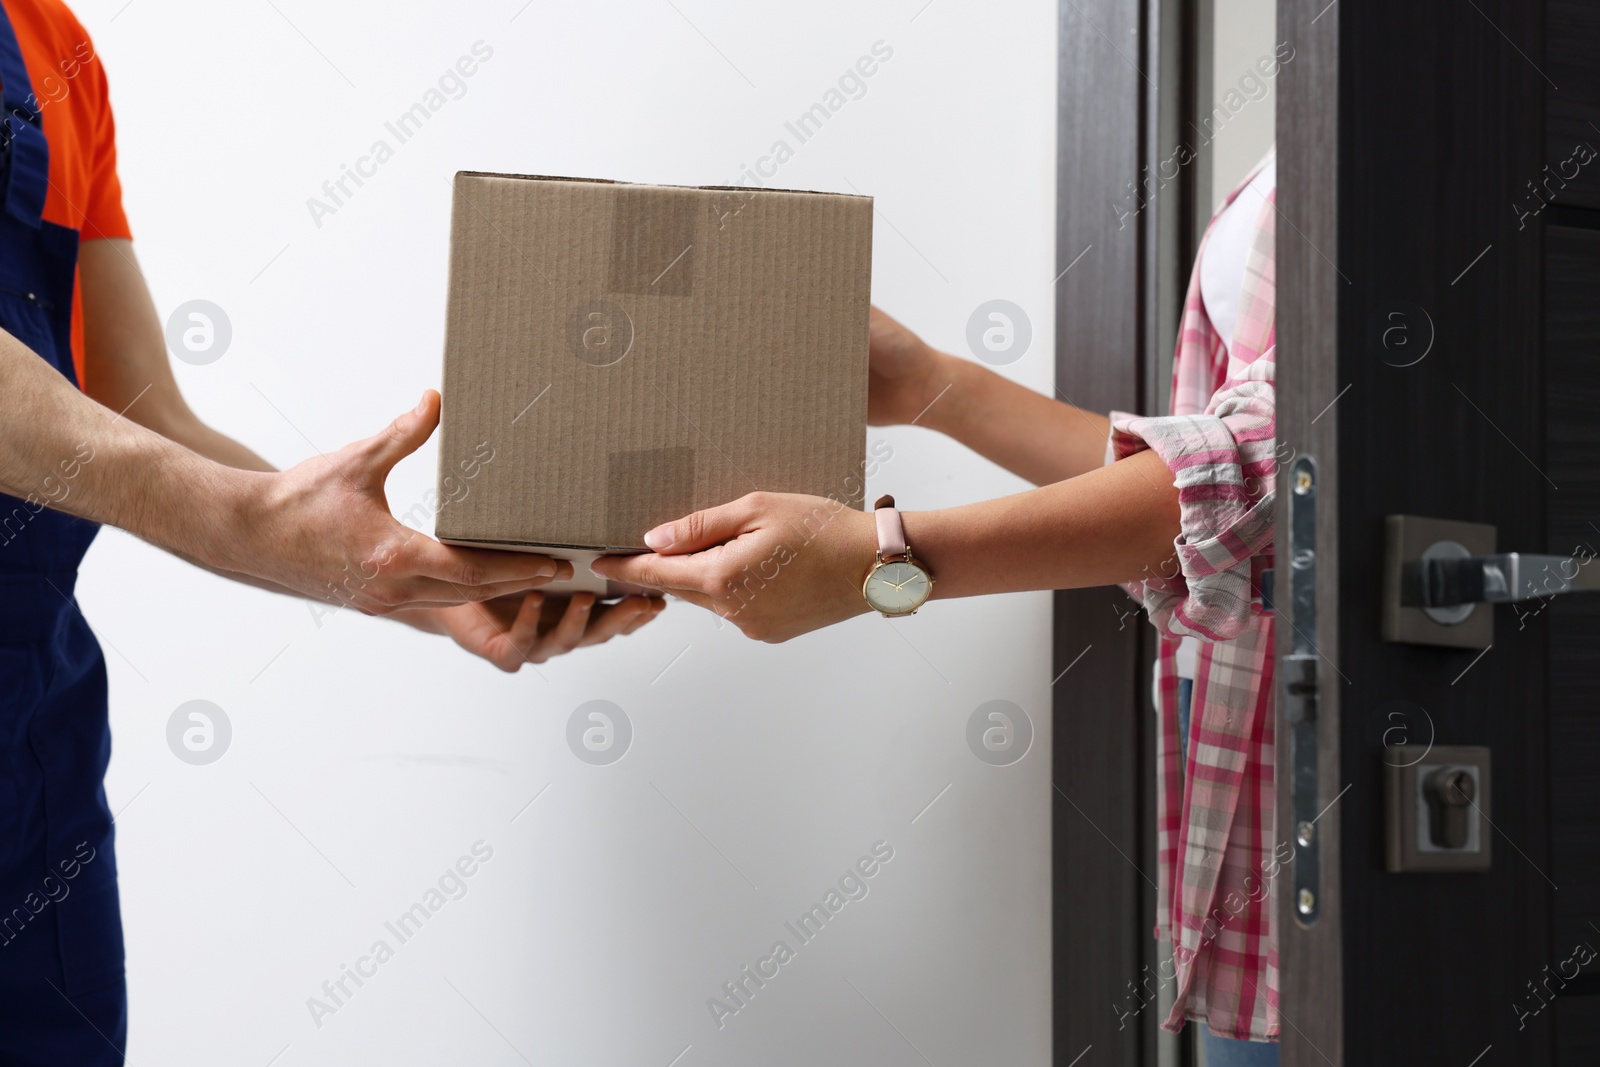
902, 446, 1180, 598
596, 307, 1188, 641
592, 447, 1183, 644
922, 351, 1112, 486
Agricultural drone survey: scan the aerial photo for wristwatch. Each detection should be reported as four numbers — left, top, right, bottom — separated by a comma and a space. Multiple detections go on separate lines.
861, 494, 935, 617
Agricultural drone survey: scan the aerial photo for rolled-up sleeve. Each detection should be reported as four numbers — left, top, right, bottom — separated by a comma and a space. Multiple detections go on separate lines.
1106, 350, 1276, 641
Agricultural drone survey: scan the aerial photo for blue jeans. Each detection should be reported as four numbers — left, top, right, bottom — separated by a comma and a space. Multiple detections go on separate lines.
1177, 677, 1194, 764
1178, 678, 1280, 1067
1202, 1025, 1281, 1066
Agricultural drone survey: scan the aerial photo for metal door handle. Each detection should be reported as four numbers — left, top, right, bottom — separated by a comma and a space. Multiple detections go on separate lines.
1383, 515, 1599, 649
1404, 551, 1600, 608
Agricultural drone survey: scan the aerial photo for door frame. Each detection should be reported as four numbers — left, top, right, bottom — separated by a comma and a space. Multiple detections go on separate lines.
1052, 0, 1192, 1063
1052, 0, 1154, 1061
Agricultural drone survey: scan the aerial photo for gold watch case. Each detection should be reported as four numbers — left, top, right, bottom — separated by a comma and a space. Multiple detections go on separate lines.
861, 547, 935, 617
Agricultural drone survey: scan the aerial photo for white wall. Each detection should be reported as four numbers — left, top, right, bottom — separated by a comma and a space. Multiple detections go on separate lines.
1208, 0, 1278, 199
75, 0, 1058, 1063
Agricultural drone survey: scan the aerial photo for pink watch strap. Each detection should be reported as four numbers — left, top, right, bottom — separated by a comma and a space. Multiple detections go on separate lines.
873, 494, 907, 558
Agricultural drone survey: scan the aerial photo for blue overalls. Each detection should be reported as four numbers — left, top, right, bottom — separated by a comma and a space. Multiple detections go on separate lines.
0, 2, 127, 1062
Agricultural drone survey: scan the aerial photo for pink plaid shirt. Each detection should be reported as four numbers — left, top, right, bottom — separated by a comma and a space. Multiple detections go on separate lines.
1107, 156, 1279, 1041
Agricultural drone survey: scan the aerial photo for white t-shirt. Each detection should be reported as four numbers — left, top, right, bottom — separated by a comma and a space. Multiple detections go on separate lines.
1199, 151, 1276, 360
1176, 149, 1276, 682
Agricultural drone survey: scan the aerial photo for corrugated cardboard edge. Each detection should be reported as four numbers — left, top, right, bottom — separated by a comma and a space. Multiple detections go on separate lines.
453, 170, 874, 203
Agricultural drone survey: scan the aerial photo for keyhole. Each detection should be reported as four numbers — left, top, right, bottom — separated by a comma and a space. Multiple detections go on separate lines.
1424, 767, 1475, 849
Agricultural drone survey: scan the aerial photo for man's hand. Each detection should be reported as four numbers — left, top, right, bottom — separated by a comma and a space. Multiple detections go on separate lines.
400, 593, 666, 672
590, 492, 876, 643
223, 390, 572, 614
867, 306, 955, 427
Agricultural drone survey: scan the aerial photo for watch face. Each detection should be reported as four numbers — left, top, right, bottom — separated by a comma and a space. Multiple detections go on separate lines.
864, 560, 932, 615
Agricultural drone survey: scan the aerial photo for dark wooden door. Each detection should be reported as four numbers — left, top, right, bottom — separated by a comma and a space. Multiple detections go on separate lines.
1277, 0, 1600, 1063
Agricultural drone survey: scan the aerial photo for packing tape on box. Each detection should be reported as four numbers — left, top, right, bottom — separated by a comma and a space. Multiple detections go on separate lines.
607, 446, 696, 549
608, 186, 698, 296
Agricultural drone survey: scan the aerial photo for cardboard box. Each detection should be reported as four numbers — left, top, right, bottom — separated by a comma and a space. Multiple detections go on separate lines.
435, 173, 873, 595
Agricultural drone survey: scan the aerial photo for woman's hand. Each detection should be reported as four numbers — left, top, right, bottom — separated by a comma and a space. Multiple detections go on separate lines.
400, 592, 666, 671
589, 492, 878, 643
867, 306, 957, 427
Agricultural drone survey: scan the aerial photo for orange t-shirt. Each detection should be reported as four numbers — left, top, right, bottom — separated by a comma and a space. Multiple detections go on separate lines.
6, 0, 130, 387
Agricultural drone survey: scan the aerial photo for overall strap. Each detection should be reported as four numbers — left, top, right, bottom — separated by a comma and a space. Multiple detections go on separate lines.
0, 0, 48, 228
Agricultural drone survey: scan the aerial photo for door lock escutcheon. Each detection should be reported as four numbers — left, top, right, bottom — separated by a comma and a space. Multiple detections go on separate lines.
1385, 746, 1491, 872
